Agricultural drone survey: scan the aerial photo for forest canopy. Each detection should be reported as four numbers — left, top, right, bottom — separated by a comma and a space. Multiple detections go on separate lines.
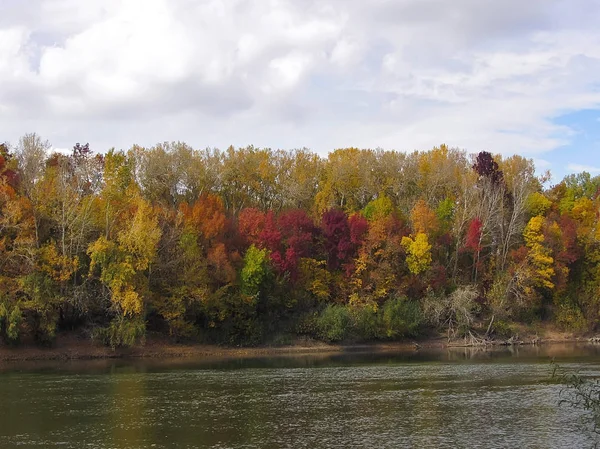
1, 134, 599, 347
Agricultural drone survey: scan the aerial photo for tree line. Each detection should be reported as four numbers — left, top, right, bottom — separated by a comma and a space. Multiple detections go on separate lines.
0, 134, 598, 346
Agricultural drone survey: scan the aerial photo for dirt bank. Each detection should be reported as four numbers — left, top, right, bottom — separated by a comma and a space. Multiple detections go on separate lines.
0, 334, 430, 362
0, 325, 591, 362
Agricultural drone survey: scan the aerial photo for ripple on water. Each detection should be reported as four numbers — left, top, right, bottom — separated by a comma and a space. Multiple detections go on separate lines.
0, 354, 597, 448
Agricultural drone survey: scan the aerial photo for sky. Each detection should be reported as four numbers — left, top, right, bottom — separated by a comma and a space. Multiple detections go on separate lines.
1, 0, 600, 181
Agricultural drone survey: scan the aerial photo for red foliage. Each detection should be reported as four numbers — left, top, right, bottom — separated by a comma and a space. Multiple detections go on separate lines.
0, 145, 19, 189
238, 208, 266, 245
321, 208, 366, 271
556, 215, 580, 265
278, 209, 316, 258
259, 211, 281, 252
464, 218, 482, 253
348, 213, 368, 246
258, 209, 317, 277
436, 231, 453, 247
509, 245, 529, 265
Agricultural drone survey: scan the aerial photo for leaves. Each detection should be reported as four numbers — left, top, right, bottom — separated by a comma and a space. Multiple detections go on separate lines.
401, 232, 433, 275
241, 245, 270, 296
2, 133, 600, 345
523, 215, 555, 290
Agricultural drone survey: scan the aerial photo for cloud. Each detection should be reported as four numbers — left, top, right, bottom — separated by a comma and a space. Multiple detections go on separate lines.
566, 163, 600, 174
0, 0, 600, 160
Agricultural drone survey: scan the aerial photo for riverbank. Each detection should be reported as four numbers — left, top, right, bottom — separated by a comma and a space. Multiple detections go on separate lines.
0, 325, 592, 362
0, 334, 426, 362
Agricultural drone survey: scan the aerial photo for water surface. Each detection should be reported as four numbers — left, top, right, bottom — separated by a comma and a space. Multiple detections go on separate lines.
1, 343, 599, 448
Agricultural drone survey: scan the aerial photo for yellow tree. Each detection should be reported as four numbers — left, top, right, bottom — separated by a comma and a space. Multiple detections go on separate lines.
315, 148, 378, 214
401, 233, 433, 275
88, 196, 161, 318
523, 215, 555, 291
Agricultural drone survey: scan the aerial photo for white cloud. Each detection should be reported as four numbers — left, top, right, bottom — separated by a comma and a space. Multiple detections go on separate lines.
0, 0, 599, 166
567, 163, 600, 174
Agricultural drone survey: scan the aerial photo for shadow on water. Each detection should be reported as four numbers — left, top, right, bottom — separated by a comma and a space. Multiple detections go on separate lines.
1, 342, 600, 375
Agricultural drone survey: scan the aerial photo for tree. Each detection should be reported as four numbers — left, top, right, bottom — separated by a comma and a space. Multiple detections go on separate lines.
14, 133, 51, 246
523, 215, 555, 291
410, 199, 439, 237
321, 209, 355, 271
88, 196, 161, 321
402, 233, 433, 275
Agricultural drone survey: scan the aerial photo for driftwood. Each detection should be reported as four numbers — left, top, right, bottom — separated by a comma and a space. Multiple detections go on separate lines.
497, 335, 524, 346
446, 331, 493, 347
447, 331, 533, 347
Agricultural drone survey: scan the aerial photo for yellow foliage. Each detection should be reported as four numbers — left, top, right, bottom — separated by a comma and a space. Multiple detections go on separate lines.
523, 215, 555, 290
38, 243, 79, 282
117, 197, 161, 271
298, 258, 331, 301
119, 288, 142, 315
526, 192, 552, 216
401, 232, 432, 275
88, 195, 161, 316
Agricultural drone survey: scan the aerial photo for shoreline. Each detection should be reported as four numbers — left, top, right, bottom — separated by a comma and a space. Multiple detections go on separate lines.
0, 332, 593, 362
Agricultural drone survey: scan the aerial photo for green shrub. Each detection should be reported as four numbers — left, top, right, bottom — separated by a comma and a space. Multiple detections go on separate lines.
492, 319, 515, 338
381, 297, 422, 338
0, 303, 22, 344
7, 305, 22, 343
94, 316, 146, 349
295, 312, 318, 336
554, 302, 587, 332
316, 305, 351, 342
352, 305, 382, 340
0, 302, 7, 333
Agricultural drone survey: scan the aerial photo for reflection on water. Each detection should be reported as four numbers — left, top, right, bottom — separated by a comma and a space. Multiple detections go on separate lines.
0, 343, 599, 448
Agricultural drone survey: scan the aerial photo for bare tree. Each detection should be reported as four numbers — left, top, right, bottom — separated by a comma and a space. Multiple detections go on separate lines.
15, 133, 51, 246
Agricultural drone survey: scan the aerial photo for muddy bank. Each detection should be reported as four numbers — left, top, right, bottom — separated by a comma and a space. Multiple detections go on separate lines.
0, 335, 428, 362
0, 327, 592, 362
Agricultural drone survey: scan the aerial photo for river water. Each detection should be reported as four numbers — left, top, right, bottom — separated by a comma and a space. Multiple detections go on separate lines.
1, 343, 599, 448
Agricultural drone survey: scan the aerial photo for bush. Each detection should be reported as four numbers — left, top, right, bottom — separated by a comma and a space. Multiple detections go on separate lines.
381, 297, 422, 338
422, 286, 479, 337
0, 302, 7, 333
492, 319, 516, 338
0, 303, 22, 344
352, 305, 382, 340
316, 305, 351, 342
295, 311, 318, 336
554, 302, 587, 332
94, 316, 146, 348
7, 305, 22, 342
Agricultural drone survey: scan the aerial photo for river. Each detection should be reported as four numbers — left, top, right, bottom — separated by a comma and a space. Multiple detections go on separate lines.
1, 343, 599, 448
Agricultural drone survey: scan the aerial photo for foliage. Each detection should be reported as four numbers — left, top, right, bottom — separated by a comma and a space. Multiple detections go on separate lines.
0, 303, 22, 343
94, 316, 146, 349
401, 232, 432, 275
380, 297, 422, 338
240, 245, 270, 296
363, 196, 394, 221
523, 215, 555, 290
473, 151, 504, 185
1, 134, 599, 347
315, 304, 351, 342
